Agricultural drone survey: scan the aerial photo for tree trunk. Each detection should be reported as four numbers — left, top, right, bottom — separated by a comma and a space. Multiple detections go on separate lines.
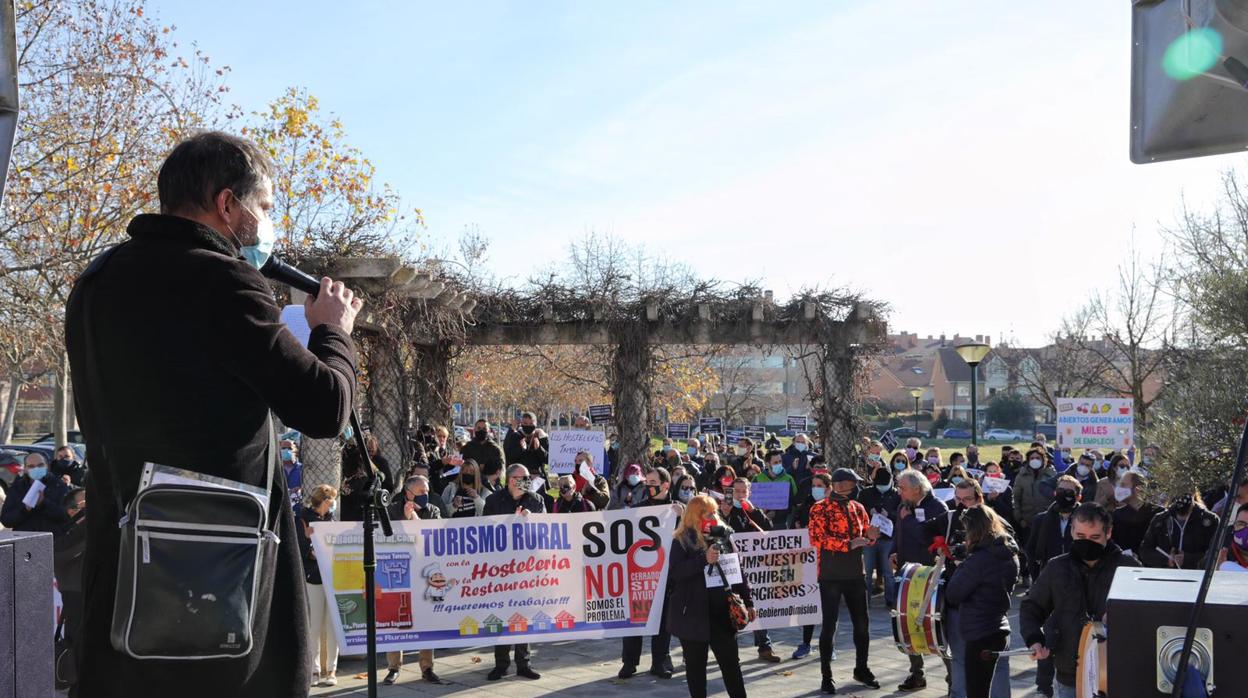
366, 334, 410, 474
52, 351, 69, 446
0, 374, 19, 443
412, 340, 453, 429
817, 346, 862, 468
611, 324, 651, 480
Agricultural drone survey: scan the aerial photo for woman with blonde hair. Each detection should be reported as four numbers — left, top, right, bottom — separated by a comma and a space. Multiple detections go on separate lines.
299, 484, 340, 687
441, 459, 487, 518
944, 506, 1018, 697
667, 495, 755, 698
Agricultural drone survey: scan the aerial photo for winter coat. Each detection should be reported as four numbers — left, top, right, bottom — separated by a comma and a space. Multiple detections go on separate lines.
551, 493, 595, 513
857, 485, 901, 540
297, 506, 333, 585
666, 529, 753, 643
1027, 505, 1074, 578
894, 492, 950, 566
459, 437, 506, 475
1111, 500, 1162, 555
1139, 505, 1220, 569
441, 481, 487, 518
982, 481, 1016, 526
726, 503, 771, 534
1013, 465, 1057, 527
781, 445, 816, 479
945, 536, 1019, 643
1020, 544, 1140, 686
388, 491, 443, 523
483, 487, 546, 516
65, 213, 357, 698
608, 480, 649, 510
0, 474, 71, 532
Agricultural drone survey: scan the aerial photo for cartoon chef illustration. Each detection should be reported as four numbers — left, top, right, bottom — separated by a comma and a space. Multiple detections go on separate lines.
423, 562, 451, 601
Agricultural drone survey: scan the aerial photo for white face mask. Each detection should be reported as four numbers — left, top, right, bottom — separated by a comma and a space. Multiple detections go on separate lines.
1114, 486, 1133, 502
735, 446, 747, 457
1076, 465, 1090, 477
1029, 459, 1043, 470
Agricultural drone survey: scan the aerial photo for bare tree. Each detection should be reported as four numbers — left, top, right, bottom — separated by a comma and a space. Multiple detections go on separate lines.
998, 335, 1105, 417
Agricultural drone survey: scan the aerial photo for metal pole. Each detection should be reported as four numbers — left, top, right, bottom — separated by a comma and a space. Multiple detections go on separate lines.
970, 370, 979, 445
363, 487, 378, 698
913, 395, 920, 434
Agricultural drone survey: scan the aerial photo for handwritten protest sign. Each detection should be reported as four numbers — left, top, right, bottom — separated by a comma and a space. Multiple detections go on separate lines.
729, 530, 821, 632
548, 430, 607, 477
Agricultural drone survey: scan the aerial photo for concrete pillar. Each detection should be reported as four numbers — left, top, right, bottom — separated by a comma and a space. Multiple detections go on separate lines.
412, 340, 453, 429
610, 323, 651, 481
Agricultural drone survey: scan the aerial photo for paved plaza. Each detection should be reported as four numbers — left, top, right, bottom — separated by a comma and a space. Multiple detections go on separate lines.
313, 593, 1042, 698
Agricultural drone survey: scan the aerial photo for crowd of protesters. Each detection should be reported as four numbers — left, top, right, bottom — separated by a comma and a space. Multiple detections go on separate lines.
10, 416, 1248, 697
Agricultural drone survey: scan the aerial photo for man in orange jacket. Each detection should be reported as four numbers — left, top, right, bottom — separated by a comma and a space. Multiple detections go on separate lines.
807, 468, 881, 694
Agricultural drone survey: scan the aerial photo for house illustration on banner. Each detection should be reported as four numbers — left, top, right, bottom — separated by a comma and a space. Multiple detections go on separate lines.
482, 614, 505, 634
531, 611, 553, 631
554, 610, 575, 630
458, 617, 479, 636
508, 612, 529, 633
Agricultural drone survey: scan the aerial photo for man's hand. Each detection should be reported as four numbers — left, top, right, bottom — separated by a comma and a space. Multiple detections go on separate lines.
747, 607, 758, 622
516, 506, 529, 516
304, 277, 364, 334
899, 506, 911, 519
403, 501, 416, 520
889, 552, 898, 571
1030, 643, 1050, 661
865, 525, 881, 541
1172, 551, 1185, 568
61, 474, 71, 485
850, 537, 870, 549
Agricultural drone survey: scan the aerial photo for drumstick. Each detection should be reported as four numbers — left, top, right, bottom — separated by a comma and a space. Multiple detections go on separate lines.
978, 648, 1036, 660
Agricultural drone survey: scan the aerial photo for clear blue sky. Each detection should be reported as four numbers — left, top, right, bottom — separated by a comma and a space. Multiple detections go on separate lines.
160, 1, 1237, 346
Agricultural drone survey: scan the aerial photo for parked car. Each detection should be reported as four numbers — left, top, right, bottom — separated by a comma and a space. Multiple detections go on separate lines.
1034, 424, 1057, 441
888, 427, 926, 440
33, 430, 85, 445
984, 428, 1024, 441
941, 428, 972, 440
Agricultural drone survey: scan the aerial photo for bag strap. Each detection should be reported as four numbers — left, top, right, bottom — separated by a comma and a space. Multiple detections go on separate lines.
714, 560, 733, 589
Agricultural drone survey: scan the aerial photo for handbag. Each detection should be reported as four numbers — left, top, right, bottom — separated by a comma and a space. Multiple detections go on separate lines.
72, 244, 281, 660
714, 560, 751, 632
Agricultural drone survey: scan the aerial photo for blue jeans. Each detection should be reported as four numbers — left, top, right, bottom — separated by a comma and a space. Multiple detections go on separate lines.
863, 538, 896, 606
946, 606, 966, 698
1054, 681, 1076, 698
753, 629, 771, 651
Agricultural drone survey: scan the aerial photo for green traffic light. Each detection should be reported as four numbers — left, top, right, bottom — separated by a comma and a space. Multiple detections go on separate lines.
1163, 27, 1223, 81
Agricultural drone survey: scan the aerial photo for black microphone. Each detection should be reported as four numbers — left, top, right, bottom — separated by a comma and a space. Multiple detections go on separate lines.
706, 525, 732, 539
260, 255, 320, 297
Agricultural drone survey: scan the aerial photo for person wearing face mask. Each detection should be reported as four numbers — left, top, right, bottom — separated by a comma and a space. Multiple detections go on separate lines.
441, 460, 487, 518
923, 463, 951, 495
279, 438, 304, 510
1026, 476, 1082, 582
923, 448, 943, 473
550, 475, 595, 513
570, 451, 611, 510
461, 419, 506, 475
503, 411, 540, 464
858, 439, 885, 479
1214, 506, 1248, 571
856, 467, 900, 610
783, 433, 818, 480
796, 456, 831, 504
753, 449, 798, 528
903, 436, 922, 465
1, 452, 72, 533
683, 438, 705, 468
704, 464, 738, 496
1012, 449, 1055, 577
789, 472, 828, 660
999, 447, 1020, 481
944, 506, 1018, 698
50, 445, 87, 487
890, 468, 952, 692
64, 131, 366, 698
724, 477, 781, 663
1139, 488, 1220, 569
978, 462, 1016, 528
298, 485, 340, 688
1109, 470, 1158, 555
1021, 504, 1139, 698
731, 437, 764, 474
667, 495, 755, 698
965, 444, 981, 468
807, 468, 881, 693
383, 476, 443, 686
1061, 452, 1100, 499
609, 463, 650, 509
618, 467, 677, 680
888, 453, 911, 476
483, 466, 545, 682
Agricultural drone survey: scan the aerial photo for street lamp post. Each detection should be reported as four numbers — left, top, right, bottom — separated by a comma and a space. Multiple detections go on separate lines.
909, 387, 923, 435
954, 343, 992, 445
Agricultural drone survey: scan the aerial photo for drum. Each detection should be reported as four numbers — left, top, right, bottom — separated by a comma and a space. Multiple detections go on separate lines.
1076, 621, 1108, 698
891, 562, 949, 658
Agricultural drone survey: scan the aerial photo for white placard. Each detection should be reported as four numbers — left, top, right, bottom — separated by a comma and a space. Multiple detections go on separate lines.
548, 430, 607, 476
932, 487, 955, 503
22, 479, 45, 509
870, 512, 894, 538
280, 304, 313, 348
982, 476, 1010, 495
705, 553, 743, 588
1056, 397, 1134, 450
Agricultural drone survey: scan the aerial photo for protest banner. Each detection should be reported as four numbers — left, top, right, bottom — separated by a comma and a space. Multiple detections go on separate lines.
725, 429, 746, 442
981, 476, 1009, 496
727, 530, 821, 632
698, 417, 723, 435
310, 508, 678, 653
588, 404, 613, 425
786, 415, 808, 432
666, 422, 691, 440
750, 481, 792, 511
548, 429, 607, 477
1055, 397, 1134, 450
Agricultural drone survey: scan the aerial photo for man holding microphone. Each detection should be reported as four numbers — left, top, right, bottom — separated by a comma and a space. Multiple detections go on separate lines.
66, 131, 362, 697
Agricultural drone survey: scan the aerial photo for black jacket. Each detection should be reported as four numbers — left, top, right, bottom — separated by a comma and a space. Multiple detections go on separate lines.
856, 485, 901, 540
551, 493, 595, 513
1139, 505, 1221, 569
298, 506, 333, 585
1020, 544, 1140, 686
483, 487, 547, 516
983, 482, 1016, 526
65, 214, 357, 698
666, 530, 753, 643
1027, 505, 1074, 578
460, 437, 505, 475
0, 474, 71, 532
1110, 501, 1162, 555
726, 504, 771, 534
945, 536, 1019, 643
895, 492, 950, 566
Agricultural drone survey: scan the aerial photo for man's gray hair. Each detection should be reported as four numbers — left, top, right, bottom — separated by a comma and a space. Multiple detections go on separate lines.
506, 464, 530, 479
24, 452, 47, 466
896, 468, 931, 494
405, 475, 429, 489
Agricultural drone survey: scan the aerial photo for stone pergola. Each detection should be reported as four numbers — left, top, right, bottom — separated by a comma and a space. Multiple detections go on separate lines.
291, 257, 886, 485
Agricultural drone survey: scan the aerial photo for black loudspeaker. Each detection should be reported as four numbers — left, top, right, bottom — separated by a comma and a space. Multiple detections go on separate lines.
1107, 566, 1248, 696
0, 531, 54, 698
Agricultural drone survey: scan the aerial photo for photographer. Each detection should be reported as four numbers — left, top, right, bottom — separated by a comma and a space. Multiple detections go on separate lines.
667, 494, 755, 698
